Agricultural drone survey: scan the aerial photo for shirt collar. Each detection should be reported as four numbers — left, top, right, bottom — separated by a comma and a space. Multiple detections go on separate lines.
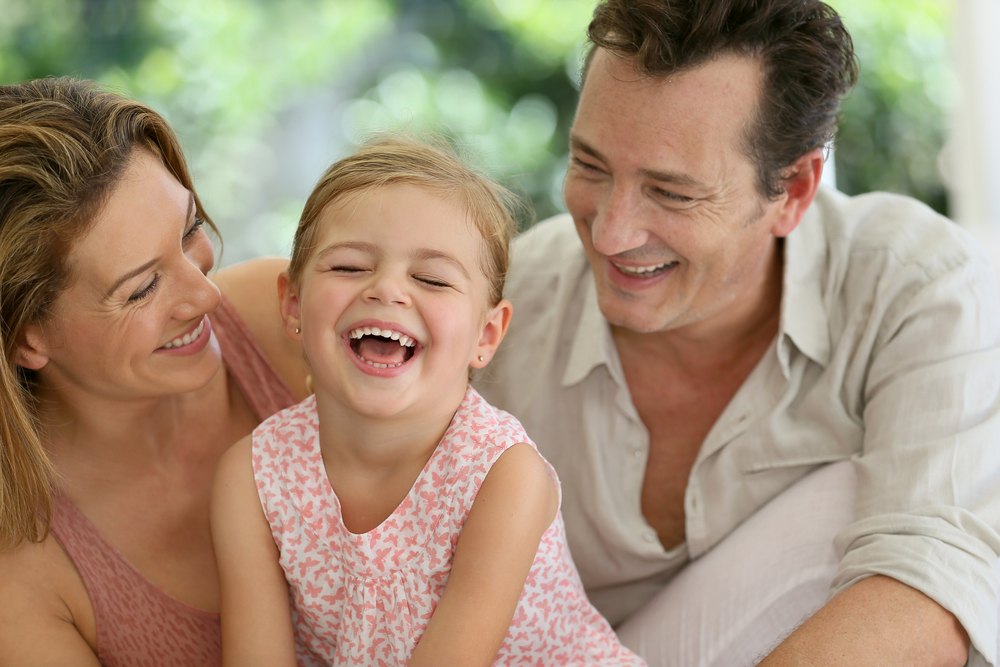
779, 189, 833, 372
562, 269, 618, 387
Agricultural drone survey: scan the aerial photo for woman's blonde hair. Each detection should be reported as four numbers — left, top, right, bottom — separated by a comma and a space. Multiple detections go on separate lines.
0, 77, 214, 550
288, 135, 520, 309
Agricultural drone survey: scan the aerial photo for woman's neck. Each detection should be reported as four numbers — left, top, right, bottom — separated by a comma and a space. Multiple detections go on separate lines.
36, 365, 236, 480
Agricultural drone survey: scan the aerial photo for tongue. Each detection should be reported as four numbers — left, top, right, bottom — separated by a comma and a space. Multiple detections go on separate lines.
357, 337, 407, 365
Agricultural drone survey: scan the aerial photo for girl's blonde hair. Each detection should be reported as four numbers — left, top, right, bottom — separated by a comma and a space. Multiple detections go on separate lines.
288, 135, 520, 308
0, 77, 214, 550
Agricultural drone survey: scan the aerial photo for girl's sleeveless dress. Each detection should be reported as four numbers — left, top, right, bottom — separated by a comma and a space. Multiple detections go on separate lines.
253, 386, 645, 666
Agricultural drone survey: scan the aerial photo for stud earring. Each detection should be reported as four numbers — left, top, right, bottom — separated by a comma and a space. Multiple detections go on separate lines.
295, 327, 301, 334
478, 355, 484, 362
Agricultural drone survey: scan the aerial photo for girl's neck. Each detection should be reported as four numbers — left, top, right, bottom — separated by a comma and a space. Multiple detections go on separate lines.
313, 385, 468, 475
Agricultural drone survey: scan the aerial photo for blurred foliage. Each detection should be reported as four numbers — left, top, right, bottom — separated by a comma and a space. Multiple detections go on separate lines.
0, 0, 952, 263
830, 0, 953, 215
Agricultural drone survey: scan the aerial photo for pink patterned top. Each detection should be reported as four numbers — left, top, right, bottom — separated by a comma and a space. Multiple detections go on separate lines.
252, 386, 645, 667
48, 296, 298, 667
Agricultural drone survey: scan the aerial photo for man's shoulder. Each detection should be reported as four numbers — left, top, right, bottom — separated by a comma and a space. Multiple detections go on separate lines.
506, 214, 590, 301
811, 187, 986, 276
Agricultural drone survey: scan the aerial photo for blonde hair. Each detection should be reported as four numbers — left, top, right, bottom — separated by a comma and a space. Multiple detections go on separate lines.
0, 77, 214, 550
288, 135, 520, 308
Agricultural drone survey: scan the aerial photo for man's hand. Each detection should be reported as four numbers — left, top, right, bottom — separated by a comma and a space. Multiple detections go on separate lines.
758, 575, 969, 667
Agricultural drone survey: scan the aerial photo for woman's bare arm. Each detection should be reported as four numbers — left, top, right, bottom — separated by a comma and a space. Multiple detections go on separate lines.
408, 443, 559, 667
213, 258, 310, 400
211, 435, 298, 667
0, 538, 101, 666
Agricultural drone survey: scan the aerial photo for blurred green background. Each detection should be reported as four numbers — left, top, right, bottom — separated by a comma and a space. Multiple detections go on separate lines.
0, 0, 954, 266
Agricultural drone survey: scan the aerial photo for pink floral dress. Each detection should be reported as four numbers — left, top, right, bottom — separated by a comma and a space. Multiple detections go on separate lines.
252, 386, 645, 666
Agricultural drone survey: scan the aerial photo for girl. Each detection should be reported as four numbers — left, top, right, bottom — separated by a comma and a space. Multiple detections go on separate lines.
210, 137, 644, 666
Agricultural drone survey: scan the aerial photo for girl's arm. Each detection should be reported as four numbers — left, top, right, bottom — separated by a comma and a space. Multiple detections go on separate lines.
408, 442, 559, 667
210, 436, 298, 667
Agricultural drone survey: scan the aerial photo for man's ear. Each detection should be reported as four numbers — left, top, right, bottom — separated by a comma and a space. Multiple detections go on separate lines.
770, 147, 825, 238
470, 299, 513, 369
15, 324, 51, 371
277, 271, 303, 342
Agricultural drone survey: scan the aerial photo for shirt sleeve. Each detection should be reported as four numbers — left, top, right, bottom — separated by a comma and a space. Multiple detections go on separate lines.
830, 244, 1000, 666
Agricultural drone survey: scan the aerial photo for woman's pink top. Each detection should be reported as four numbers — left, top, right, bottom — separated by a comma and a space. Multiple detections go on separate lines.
253, 386, 645, 667
49, 296, 297, 667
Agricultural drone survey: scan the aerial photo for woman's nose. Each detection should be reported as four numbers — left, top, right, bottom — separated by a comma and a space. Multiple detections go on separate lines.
172, 245, 221, 320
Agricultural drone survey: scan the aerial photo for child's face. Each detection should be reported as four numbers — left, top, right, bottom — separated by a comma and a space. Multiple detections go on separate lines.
282, 183, 509, 421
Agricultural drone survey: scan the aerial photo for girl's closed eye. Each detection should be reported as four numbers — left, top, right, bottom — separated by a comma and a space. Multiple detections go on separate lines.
415, 274, 452, 288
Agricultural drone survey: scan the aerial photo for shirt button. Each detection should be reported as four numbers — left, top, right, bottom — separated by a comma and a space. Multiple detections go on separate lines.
642, 528, 658, 543
632, 447, 643, 458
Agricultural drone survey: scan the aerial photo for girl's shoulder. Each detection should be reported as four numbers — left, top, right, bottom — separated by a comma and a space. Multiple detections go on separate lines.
448, 387, 537, 464
252, 395, 319, 454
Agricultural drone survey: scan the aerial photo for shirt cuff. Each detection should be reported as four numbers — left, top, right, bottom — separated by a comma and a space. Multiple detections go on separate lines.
831, 509, 1000, 666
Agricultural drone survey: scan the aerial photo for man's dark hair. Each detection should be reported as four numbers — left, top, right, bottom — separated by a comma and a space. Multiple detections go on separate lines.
586, 0, 859, 199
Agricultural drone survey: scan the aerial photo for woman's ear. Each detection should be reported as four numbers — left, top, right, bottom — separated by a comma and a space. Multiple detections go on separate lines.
277, 271, 303, 341
15, 324, 51, 371
470, 299, 513, 369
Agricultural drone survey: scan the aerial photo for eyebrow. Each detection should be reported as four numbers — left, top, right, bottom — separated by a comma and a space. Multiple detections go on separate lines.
316, 242, 471, 280
569, 134, 706, 191
105, 192, 195, 298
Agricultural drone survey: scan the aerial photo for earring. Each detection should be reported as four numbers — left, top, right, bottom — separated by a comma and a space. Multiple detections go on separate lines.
295, 327, 301, 334
478, 355, 484, 362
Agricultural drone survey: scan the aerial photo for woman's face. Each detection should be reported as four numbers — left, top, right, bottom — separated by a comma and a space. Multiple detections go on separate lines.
24, 149, 223, 403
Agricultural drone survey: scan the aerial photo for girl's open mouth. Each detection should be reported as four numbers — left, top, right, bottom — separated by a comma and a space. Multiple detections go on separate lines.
347, 326, 418, 369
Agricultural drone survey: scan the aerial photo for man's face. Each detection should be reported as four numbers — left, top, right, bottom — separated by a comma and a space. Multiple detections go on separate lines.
564, 50, 790, 336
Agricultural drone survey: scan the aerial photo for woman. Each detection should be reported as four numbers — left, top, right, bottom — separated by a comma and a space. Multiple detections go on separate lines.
0, 78, 309, 665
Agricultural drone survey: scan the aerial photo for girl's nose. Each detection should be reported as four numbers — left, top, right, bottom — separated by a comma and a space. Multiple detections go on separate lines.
362, 271, 410, 307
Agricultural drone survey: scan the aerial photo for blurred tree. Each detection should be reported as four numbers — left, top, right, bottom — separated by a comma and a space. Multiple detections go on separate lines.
0, 0, 953, 263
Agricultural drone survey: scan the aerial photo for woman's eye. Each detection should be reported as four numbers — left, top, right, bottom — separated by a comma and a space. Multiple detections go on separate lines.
128, 274, 160, 303
183, 216, 205, 241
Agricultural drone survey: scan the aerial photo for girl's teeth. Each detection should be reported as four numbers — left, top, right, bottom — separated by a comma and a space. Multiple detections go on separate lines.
348, 327, 416, 347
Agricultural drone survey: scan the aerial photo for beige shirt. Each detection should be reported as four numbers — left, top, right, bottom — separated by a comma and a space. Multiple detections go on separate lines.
475, 187, 1000, 665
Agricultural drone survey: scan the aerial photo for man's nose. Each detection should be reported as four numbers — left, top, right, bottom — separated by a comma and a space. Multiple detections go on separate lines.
590, 186, 649, 256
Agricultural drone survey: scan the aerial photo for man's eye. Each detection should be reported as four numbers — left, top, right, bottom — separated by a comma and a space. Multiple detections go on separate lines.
654, 188, 694, 204
571, 156, 604, 173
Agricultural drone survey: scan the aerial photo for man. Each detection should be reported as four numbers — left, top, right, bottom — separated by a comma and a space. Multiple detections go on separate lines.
476, 1, 1000, 665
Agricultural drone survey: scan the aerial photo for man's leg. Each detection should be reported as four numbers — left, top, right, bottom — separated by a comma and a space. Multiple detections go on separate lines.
616, 460, 857, 667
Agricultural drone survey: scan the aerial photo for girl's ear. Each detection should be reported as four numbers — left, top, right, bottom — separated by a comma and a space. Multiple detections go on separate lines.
15, 324, 51, 371
277, 271, 303, 342
471, 299, 513, 369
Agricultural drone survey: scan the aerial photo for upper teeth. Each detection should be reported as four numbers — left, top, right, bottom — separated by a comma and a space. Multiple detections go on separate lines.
163, 319, 205, 349
615, 261, 674, 276
348, 326, 416, 347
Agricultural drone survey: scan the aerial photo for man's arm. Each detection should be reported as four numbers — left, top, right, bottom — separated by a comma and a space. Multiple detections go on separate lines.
759, 575, 969, 667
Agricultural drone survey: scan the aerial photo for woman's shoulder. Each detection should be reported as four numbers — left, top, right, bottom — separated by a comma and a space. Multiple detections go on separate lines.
212, 258, 309, 401
0, 533, 100, 662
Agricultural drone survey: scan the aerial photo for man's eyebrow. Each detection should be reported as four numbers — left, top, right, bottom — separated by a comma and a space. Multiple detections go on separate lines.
570, 134, 706, 191
412, 248, 471, 279
105, 192, 195, 298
